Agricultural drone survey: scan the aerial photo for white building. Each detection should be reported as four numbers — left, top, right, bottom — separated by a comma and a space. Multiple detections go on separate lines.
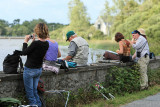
94, 16, 111, 36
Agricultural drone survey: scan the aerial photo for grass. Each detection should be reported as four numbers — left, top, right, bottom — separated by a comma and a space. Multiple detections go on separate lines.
54, 37, 160, 55
55, 39, 137, 54
76, 85, 160, 107
55, 39, 119, 51
55, 39, 70, 46
87, 40, 118, 51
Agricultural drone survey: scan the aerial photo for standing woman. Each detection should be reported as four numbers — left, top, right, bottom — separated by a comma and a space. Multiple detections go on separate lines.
115, 32, 131, 63
21, 23, 49, 107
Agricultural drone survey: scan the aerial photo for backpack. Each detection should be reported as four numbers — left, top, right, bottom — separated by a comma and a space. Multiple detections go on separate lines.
3, 50, 23, 74
56, 59, 69, 72
149, 52, 155, 59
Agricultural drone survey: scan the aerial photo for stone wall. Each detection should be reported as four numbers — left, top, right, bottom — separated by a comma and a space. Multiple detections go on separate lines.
0, 57, 160, 98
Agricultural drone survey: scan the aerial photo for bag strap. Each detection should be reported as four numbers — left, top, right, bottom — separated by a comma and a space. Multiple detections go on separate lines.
13, 50, 23, 73
18, 56, 23, 73
137, 41, 147, 52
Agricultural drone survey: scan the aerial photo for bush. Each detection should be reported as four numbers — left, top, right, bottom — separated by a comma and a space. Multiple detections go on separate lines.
148, 68, 160, 86
105, 64, 140, 95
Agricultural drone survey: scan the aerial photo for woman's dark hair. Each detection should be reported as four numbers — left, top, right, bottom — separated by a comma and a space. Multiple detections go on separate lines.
115, 32, 124, 42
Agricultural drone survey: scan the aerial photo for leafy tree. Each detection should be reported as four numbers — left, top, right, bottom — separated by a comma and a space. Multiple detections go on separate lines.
5, 27, 12, 36
22, 21, 30, 28
16, 25, 30, 36
13, 19, 20, 25
109, 0, 160, 55
47, 23, 65, 31
113, 0, 134, 23
0, 19, 9, 35
11, 25, 19, 36
101, 1, 116, 36
50, 0, 105, 40
68, 0, 90, 32
122, 0, 139, 17
22, 21, 32, 34
29, 18, 47, 32
0, 26, 6, 35
0, 19, 9, 27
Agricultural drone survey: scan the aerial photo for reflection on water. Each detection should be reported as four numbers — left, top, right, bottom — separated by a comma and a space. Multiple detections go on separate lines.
0, 39, 105, 71
59, 45, 105, 64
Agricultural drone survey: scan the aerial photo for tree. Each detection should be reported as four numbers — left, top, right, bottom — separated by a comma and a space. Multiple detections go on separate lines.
112, 0, 131, 22
17, 25, 30, 36
30, 19, 47, 32
68, 0, 90, 31
123, 0, 139, 17
13, 19, 20, 25
5, 27, 12, 36
0, 19, 9, 35
101, 1, 116, 36
0, 19, 9, 27
47, 23, 64, 31
108, 0, 160, 55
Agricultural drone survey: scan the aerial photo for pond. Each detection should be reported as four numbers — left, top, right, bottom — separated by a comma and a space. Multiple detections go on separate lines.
0, 39, 106, 71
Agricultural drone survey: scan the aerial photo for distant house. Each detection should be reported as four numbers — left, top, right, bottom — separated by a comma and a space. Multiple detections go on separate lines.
94, 16, 111, 36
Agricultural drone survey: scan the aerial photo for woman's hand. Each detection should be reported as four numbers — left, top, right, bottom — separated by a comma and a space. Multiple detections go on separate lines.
24, 34, 36, 43
24, 35, 31, 43
31, 33, 36, 42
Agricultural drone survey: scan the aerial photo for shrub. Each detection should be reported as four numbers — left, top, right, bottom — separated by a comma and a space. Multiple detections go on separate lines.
148, 68, 160, 86
105, 64, 140, 95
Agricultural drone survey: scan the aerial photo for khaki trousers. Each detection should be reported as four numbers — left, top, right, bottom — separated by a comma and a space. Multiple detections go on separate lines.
138, 55, 150, 89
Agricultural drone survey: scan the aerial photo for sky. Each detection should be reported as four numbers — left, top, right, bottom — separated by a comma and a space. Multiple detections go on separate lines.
0, 0, 113, 25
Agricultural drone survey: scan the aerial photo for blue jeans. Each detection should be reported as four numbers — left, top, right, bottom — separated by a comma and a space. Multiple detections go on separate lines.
23, 67, 42, 107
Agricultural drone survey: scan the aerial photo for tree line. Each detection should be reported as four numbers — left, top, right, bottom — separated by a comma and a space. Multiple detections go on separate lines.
0, 18, 64, 36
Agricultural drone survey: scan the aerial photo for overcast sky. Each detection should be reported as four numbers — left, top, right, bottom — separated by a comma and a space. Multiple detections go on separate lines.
0, 0, 112, 24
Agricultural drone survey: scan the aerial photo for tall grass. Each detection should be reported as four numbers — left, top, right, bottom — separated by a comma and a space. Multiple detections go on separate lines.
77, 85, 160, 107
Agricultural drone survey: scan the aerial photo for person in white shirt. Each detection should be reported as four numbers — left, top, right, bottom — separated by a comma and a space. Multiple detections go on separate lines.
129, 30, 150, 90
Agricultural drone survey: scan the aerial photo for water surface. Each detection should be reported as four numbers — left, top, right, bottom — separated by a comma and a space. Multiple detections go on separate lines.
0, 39, 105, 71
